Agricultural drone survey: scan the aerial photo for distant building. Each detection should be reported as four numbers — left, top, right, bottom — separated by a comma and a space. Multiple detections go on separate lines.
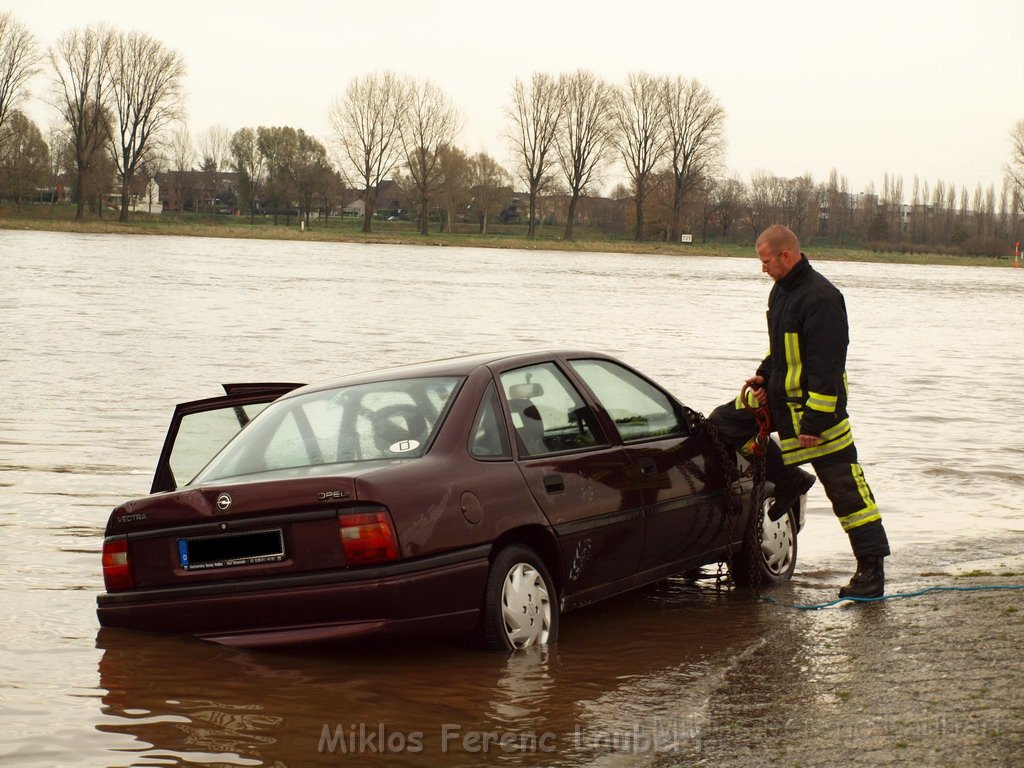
155, 170, 239, 213
105, 176, 162, 213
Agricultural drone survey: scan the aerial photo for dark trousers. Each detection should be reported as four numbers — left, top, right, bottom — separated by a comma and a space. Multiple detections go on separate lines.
709, 401, 890, 558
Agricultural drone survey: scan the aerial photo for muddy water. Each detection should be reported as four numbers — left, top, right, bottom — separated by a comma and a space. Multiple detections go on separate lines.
1, 230, 1022, 766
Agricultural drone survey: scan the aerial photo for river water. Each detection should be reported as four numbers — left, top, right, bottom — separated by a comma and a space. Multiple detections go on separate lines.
1, 230, 1022, 766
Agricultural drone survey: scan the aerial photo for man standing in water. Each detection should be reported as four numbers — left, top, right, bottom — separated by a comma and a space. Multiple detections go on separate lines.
710, 224, 890, 598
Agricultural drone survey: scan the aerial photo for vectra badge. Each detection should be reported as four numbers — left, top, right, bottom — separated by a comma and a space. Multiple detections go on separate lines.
216, 493, 232, 511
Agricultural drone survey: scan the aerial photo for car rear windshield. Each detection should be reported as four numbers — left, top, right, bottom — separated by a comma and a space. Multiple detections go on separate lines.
191, 376, 462, 483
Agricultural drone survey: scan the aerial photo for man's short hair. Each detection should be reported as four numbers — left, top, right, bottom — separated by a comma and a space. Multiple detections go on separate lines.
756, 224, 799, 254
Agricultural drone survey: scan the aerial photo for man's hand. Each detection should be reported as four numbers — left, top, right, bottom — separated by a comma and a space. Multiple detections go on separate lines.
798, 434, 821, 448
745, 376, 768, 405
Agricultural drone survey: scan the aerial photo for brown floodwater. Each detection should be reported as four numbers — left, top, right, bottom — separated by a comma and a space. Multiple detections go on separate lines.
1, 230, 1022, 766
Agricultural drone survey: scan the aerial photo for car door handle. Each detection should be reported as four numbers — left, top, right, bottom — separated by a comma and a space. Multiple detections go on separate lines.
543, 474, 565, 494
637, 456, 657, 475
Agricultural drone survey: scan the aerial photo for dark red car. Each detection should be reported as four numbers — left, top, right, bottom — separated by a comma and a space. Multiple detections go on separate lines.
97, 351, 801, 650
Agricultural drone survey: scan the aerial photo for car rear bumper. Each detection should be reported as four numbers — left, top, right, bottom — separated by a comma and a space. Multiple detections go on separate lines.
97, 546, 491, 647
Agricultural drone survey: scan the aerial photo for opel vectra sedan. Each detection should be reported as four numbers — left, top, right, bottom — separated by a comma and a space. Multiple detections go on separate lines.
97, 351, 801, 650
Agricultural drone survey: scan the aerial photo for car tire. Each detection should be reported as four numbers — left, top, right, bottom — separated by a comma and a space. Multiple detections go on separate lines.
481, 545, 559, 651
730, 495, 798, 586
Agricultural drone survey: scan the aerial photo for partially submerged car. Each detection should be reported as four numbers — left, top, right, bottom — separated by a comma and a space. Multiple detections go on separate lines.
97, 351, 802, 650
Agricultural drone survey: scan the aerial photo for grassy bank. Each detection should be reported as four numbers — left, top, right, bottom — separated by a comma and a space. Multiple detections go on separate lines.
0, 203, 1013, 267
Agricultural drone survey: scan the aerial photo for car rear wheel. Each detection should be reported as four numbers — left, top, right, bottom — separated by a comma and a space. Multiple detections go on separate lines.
482, 545, 558, 651
730, 496, 798, 586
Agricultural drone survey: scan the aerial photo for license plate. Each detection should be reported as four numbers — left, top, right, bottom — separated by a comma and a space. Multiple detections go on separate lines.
178, 528, 285, 570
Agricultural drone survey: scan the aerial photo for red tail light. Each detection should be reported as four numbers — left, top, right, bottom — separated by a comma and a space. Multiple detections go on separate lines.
338, 510, 400, 565
102, 537, 134, 591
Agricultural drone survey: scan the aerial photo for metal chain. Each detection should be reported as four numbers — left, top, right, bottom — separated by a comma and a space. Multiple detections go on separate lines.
687, 399, 769, 592
738, 387, 772, 596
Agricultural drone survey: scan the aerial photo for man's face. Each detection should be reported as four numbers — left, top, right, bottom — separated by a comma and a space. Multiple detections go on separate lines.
756, 241, 794, 281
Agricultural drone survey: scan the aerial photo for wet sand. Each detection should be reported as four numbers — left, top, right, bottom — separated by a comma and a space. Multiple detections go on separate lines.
649, 534, 1024, 768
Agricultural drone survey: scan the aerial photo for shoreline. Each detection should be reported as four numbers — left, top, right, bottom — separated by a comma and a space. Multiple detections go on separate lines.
0, 213, 1013, 268
652, 531, 1024, 767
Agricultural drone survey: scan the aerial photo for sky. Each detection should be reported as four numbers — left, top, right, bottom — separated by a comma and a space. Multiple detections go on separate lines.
7, 0, 1023, 197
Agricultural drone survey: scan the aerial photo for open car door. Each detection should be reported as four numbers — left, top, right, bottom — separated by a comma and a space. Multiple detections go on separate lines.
150, 383, 304, 494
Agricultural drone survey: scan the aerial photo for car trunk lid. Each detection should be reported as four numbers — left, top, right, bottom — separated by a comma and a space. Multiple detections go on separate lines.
107, 474, 372, 589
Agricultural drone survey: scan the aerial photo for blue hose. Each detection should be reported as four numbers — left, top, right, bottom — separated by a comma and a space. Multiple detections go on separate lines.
762, 584, 1024, 611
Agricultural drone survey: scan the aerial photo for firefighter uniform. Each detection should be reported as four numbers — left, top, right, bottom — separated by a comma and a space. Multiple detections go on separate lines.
711, 255, 890, 559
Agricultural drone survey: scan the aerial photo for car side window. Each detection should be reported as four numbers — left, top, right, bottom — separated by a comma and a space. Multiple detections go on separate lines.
499, 363, 606, 457
169, 403, 271, 487
569, 359, 684, 442
469, 383, 511, 459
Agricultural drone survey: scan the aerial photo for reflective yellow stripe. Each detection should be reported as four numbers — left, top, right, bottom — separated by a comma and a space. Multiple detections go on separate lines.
782, 431, 855, 464
734, 391, 759, 410
806, 391, 837, 413
839, 507, 881, 531
787, 402, 802, 436
840, 464, 880, 530
850, 463, 875, 510
780, 419, 854, 464
783, 333, 803, 434
780, 418, 852, 450
784, 333, 802, 399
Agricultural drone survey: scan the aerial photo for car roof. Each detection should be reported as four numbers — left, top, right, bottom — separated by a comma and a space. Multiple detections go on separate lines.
287, 349, 615, 396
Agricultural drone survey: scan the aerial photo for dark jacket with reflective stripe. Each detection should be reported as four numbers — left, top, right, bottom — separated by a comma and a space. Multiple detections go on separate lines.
756, 256, 855, 465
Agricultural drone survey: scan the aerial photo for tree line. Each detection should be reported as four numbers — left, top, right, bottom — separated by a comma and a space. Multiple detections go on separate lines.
2, 10, 1023, 255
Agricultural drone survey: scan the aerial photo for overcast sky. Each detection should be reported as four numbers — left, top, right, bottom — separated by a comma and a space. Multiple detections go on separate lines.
9, 0, 1023, 197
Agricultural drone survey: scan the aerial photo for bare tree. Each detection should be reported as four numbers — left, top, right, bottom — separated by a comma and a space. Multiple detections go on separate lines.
880, 172, 904, 240
662, 75, 725, 243
197, 124, 231, 171
613, 72, 667, 241
746, 170, 787, 238
82, 150, 117, 217
137, 151, 164, 213
506, 72, 563, 238
919, 179, 930, 244
929, 180, 943, 243
107, 30, 185, 221
708, 175, 746, 240
435, 144, 472, 233
314, 165, 343, 224
1006, 120, 1024, 196
556, 70, 615, 240
291, 129, 331, 227
168, 126, 195, 212
46, 118, 72, 207
329, 71, 409, 233
822, 168, 852, 244
229, 126, 263, 222
0, 11, 41, 134
910, 175, 921, 243
469, 152, 511, 235
786, 174, 818, 241
49, 25, 114, 221
257, 125, 299, 225
400, 78, 461, 235
194, 125, 232, 213
958, 186, 970, 235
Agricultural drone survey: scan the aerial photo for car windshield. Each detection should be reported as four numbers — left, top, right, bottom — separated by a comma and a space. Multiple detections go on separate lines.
191, 376, 462, 484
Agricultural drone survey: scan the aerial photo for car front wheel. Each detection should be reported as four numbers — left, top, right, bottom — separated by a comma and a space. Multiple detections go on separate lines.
481, 545, 559, 651
730, 496, 798, 586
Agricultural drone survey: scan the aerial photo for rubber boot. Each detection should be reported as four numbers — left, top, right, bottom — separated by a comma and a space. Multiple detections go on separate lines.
767, 467, 816, 522
838, 555, 885, 599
